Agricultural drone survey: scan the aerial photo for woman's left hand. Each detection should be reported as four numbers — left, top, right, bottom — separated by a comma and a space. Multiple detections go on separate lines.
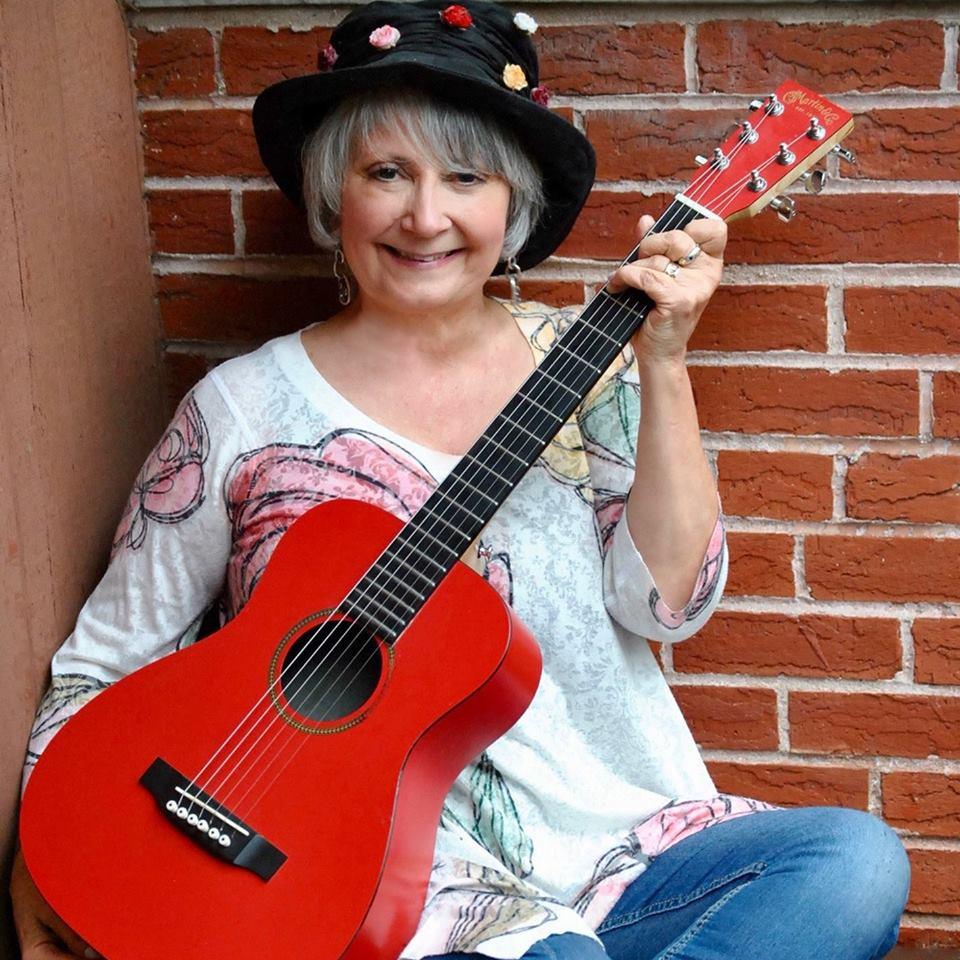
606, 214, 727, 365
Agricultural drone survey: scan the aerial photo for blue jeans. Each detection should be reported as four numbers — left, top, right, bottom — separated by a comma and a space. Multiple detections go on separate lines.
428, 806, 910, 960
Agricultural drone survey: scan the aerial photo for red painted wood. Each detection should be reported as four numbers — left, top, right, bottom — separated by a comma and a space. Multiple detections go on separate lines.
20, 498, 541, 960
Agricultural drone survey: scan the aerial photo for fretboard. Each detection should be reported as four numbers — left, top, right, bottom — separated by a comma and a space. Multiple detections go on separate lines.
340, 197, 705, 640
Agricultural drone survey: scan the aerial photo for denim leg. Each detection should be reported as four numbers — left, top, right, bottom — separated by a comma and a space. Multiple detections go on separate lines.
424, 932, 608, 960
596, 807, 910, 960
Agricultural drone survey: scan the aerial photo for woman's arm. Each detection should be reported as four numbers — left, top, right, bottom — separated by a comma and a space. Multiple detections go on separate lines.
608, 213, 728, 611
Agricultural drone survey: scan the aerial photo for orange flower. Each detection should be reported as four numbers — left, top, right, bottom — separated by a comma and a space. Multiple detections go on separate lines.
502, 63, 527, 91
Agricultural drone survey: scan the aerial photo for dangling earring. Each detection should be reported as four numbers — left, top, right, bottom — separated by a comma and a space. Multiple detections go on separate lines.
506, 256, 522, 305
333, 246, 351, 306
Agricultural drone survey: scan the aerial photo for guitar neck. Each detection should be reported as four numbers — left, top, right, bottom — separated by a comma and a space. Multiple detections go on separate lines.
340, 196, 707, 641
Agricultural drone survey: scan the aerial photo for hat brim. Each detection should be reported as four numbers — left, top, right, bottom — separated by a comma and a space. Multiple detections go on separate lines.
252, 57, 596, 273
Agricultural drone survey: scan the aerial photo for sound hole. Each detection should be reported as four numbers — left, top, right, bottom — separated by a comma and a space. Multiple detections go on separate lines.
279, 618, 383, 723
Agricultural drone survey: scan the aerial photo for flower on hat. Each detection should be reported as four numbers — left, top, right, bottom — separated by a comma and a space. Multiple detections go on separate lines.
513, 12, 538, 34
531, 84, 550, 106
317, 43, 338, 71
440, 5, 473, 29
369, 25, 401, 49
502, 63, 528, 91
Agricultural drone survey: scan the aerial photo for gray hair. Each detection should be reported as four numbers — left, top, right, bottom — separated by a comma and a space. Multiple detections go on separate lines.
300, 88, 544, 262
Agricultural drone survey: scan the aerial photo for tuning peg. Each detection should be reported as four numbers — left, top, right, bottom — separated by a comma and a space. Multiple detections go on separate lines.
807, 118, 826, 140
748, 99, 764, 112
751, 93, 784, 116
776, 142, 796, 165
830, 144, 857, 165
769, 196, 797, 222
747, 169, 768, 192
800, 169, 827, 194
711, 147, 730, 170
695, 155, 709, 166
737, 121, 759, 144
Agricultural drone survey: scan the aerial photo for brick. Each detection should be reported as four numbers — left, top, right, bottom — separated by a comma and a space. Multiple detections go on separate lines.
897, 924, 960, 948
671, 685, 778, 750
586, 109, 737, 182
158, 274, 339, 342
484, 280, 584, 308
883, 772, 960, 838
906, 848, 960, 916
147, 190, 234, 255
914, 619, 960, 686
846, 288, 960, 355
163, 351, 214, 415
690, 285, 827, 353
790, 691, 960, 759
717, 450, 832, 520
723, 195, 958, 265
708, 761, 869, 809
846, 454, 960, 524
557, 191, 671, 261
142, 110, 264, 178
725, 532, 794, 597
243, 190, 315, 255
221, 26, 332, 96
133, 28, 216, 98
674, 612, 900, 679
846, 108, 960, 181
562, 192, 957, 265
689, 367, 918, 437
806, 536, 960, 603
538, 23, 685, 96
697, 20, 943, 93
934, 372, 960, 439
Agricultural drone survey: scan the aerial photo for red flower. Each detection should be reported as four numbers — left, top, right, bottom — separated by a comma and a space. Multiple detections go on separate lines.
531, 84, 550, 106
318, 43, 338, 70
440, 4, 473, 29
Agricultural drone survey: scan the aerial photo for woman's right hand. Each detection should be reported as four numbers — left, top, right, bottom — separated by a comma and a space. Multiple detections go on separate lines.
10, 847, 96, 959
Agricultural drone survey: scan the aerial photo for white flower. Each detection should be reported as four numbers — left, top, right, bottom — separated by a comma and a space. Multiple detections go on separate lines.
513, 12, 538, 34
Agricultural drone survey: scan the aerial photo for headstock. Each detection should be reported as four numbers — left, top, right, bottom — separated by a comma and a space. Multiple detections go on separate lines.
679, 80, 855, 223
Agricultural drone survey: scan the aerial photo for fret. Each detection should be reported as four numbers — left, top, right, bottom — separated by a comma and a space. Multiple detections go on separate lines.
498, 415, 543, 444
553, 341, 601, 375
516, 388, 563, 421
445, 470, 499, 505
390, 544, 446, 574
377, 563, 427, 601
401, 519, 465, 557
416, 503, 472, 541
571, 312, 621, 347
534, 366, 582, 398
592, 289, 649, 326
429, 485, 486, 524
470, 441, 523, 470
384, 550, 437, 588
355, 585, 416, 619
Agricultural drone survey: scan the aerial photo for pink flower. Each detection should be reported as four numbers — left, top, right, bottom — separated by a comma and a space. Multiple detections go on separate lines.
531, 84, 550, 106
369, 24, 400, 50
317, 43, 338, 70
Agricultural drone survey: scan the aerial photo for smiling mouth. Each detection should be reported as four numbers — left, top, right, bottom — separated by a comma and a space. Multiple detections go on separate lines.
383, 245, 462, 263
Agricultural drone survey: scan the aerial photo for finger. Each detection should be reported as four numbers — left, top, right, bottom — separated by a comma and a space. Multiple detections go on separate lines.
606, 263, 681, 306
639, 219, 727, 262
681, 217, 728, 258
634, 214, 656, 241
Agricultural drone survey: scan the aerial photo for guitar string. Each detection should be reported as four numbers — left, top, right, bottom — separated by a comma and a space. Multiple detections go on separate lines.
182, 137, 759, 829
211, 186, 737, 824
177, 107, 774, 830
178, 101, 789, 830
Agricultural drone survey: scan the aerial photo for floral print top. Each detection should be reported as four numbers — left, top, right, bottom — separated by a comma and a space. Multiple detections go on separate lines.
22, 300, 765, 959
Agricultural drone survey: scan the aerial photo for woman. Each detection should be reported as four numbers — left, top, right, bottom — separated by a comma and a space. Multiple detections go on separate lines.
13, 2, 909, 959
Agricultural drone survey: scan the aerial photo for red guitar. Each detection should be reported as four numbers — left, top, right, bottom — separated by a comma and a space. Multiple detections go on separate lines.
20, 80, 853, 960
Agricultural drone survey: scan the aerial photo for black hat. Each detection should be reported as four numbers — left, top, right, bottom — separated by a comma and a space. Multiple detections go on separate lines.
252, 0, 596, 272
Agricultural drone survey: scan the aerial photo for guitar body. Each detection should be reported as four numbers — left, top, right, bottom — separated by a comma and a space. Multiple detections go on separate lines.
20, 498, 541, 960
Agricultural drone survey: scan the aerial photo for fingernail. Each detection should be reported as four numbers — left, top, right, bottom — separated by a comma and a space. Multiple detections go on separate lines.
84, 948, 101, 959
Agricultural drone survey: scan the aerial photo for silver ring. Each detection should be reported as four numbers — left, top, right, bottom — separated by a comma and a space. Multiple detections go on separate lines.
663, 261, 681, 278
677, 243, 702, 267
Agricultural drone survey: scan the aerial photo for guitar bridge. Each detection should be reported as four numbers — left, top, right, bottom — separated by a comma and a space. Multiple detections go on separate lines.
139, 757, 287, 881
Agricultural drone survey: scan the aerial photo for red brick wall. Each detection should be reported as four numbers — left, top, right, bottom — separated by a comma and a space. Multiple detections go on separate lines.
127, 4, 960, 947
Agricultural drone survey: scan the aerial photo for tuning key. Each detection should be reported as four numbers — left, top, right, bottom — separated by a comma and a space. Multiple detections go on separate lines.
738, 121, 759, 144
747, 169, 768, 192
776, 142, 796, 165
807, 118, 826, 140
800, 169, 827, 194
830, 144, 858, 165
694, 155, 708, 166
769, 196, 797, 222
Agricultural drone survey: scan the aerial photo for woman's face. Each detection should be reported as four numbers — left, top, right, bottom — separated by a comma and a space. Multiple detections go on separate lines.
339, 126, 512, 317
